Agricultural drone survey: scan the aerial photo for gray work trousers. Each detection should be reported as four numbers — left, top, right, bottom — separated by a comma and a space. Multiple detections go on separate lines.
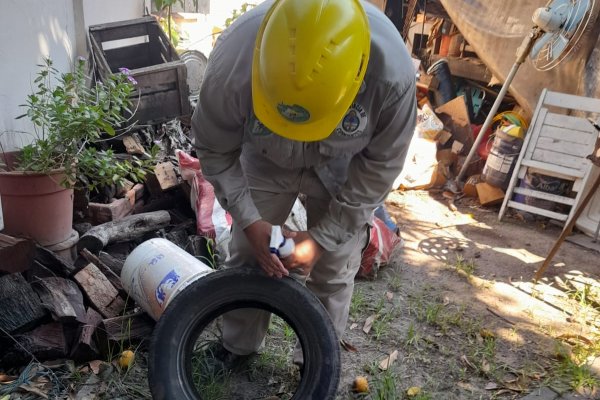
221, 161, 367, 357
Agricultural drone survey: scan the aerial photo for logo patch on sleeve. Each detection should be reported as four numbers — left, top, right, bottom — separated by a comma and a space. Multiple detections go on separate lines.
335, 103, 368, 137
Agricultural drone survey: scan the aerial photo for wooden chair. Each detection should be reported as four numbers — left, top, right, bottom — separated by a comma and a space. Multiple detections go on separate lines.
499, 89, 600, 226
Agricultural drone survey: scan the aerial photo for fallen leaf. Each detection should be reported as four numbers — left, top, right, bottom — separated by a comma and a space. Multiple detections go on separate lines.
349, 323, 358, 330
340, 339, 358, 352
407, 386, 422, 396
461, 355, 476, 370
485, 382, 499, 390
363, 314, 377, 334
379, 350, 398, 370
481, 359, 491, 373
89, 360, 103, 375
443, 296, 450, 305
385, 291, 394, 301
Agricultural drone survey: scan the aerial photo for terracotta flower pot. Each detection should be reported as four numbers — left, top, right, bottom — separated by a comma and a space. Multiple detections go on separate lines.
0, 168, 74, 246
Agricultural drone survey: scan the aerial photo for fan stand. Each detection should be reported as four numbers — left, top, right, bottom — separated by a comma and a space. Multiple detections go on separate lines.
453, 28, 543, 186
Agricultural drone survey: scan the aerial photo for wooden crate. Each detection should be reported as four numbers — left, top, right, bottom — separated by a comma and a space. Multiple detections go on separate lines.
88, 17, 191, 124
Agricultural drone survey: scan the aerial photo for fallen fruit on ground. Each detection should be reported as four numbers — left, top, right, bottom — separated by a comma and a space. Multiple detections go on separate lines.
353, 376, 369, 393
118, 350, 135, 369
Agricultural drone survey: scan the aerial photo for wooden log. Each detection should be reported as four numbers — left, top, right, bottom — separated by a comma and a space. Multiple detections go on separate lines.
73, 263, 125, 318
32, 277, 87, 324
123, 134, 146, 155
15, 323, 68, 362
78, 210, 171, 253
80, 248, 125, 296
70, 308, 103, 362
0, 274, 47, 333
35, 245, 77, 277
0, 234, 35, 273
99, 251, 124, 275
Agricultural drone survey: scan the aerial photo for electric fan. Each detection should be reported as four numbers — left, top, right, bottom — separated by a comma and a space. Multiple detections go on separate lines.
455, 0, 598, 185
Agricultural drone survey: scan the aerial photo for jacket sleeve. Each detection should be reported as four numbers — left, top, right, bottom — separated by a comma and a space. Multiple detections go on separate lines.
191, 54, 262, 230
309, 82, 417, 251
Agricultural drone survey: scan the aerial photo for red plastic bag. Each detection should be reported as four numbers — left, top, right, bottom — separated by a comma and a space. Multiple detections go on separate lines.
357, 217, 402, 279
176, 150, 232, 240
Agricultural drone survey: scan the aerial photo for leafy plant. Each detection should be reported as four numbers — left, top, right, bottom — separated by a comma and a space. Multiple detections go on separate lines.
15, 58, 155, 190
224, 3, 256, 27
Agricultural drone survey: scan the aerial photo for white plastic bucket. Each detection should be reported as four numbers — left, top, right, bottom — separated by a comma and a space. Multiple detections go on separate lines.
121, 238, 213, 320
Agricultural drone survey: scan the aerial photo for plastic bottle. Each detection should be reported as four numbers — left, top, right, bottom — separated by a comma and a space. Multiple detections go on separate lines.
270, 225, 295, 258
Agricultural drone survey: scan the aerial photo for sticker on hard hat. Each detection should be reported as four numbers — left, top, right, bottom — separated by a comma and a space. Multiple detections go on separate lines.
277, 103, 310, 123
335, 103, 367, 137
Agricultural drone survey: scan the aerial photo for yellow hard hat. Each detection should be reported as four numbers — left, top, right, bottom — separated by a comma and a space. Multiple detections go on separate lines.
252, 0, 370, 142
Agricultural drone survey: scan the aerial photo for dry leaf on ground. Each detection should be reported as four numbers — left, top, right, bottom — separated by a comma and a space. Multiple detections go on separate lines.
379, 350, 398, 370
363, 314, 377, 334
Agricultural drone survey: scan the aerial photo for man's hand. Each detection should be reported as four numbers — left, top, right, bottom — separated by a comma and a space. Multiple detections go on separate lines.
244, 220, 289, 278
281, 231, 324, 276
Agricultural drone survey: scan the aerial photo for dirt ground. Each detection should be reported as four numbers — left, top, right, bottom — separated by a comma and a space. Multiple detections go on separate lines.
14, 189, 599, 400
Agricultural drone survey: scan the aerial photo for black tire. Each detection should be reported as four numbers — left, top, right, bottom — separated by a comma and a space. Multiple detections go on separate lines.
149, 267, 341, 400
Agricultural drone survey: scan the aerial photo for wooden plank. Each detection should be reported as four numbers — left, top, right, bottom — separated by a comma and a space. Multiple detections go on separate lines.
104, 43, 153, 72
520, 159, 584, 178
544, 113, 598, 133
73, 263, 125, 318
134, 90, 185, 123
543, 90, 600, 114
532, 148, 588, 170
538, 125, 596, 145
536, 137, 593, 158
512, 187, 576, 205
507, 200, 568, 221
70, 308, 103, 362
0, 234, 34, 273
33, 277, 87, 323
0, 274, 47, 333
80, 248, 125, 296
101, 312, 155, 343
90, 18, 152, 43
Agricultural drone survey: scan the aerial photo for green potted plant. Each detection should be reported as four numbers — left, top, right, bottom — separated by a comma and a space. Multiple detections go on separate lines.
0, 57, 154, 246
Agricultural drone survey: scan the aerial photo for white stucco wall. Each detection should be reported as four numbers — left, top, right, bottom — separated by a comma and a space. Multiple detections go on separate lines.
83, 0, 151, 28
0, 0, 76, 151
0, 0, 147, 152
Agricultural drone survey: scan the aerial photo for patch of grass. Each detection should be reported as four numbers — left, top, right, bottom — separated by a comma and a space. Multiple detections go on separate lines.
404, 322, 421, 349
547, 339, 600, 393
190, 342, 232, 400
453, 254, 476, 277
370, 367, 402, 400
425, 303, 443, 326
371, 308, 396, 341
351, 288, 367, 318
388, 275, 402, 292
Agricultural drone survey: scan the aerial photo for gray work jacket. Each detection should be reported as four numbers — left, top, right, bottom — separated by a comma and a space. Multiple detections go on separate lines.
192, 0, 417, 252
